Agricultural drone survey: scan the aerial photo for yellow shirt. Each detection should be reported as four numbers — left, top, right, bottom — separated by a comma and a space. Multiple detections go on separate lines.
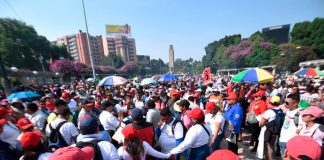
47, 112, 72, 124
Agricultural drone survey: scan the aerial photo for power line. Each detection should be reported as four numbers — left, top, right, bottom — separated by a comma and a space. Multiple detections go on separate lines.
3, 0, 23, 21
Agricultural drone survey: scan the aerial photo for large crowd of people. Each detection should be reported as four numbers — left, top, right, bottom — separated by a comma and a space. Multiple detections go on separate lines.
0, 75, 323, 160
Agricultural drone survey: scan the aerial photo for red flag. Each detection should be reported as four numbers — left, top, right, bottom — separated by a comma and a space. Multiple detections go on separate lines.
203, 67, 211, 83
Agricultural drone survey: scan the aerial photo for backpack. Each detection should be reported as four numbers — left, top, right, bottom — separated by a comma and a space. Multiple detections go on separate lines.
76, 140, 103, 160
294, 112, 300, 127
171, 119, 187, 138
48, 121, 68, 152
265, 108, 285, 135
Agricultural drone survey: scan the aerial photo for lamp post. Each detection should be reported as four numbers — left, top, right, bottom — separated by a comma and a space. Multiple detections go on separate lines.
81, 0, 96, 82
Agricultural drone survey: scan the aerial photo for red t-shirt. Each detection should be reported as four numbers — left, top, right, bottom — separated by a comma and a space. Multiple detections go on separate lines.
249, 100, 267, 116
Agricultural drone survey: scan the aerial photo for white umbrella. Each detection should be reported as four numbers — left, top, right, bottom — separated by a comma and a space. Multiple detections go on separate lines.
140, 78, 156, 86
86, 78, 94, 82
98, 76, 128, 86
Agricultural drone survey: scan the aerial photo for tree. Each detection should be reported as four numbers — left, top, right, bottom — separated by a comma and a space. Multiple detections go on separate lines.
119, 62, 139, 76
291, 18, 324, 58
102, 53, 125, 68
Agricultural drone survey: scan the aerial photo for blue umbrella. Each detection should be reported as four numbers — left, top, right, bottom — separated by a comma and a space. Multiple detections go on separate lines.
140, 78, 156, 85
159, 74, 178, 82
7, 91, 40, 100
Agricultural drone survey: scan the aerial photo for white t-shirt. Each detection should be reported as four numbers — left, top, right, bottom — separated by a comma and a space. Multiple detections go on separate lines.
99, 110, 120, 131
158, 118, 185, 153
205, 112, 225, 135
118, 141, 169, 160
0, 121, 20, 148
279, 108, 302, 143
45, 117, 79, 145
262, 108, 281, 122
30, 110, 48, 130
68, 99, 78, 112
19, 152, 52, 160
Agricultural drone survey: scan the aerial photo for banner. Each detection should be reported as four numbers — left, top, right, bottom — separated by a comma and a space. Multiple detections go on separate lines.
106, 24, 131, 34
203, 67, 211, 83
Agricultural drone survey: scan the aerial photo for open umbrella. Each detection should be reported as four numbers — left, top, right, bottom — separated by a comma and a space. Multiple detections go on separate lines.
159, 74, 178, 82
294, 68, 324, 76
86, 78, 94, 82
232, 68, 274, 84
99, 76, 128, 86
140, 78, 156, 86
7, 91, 40, 101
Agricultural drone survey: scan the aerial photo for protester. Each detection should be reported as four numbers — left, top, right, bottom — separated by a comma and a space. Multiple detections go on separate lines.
20, 131, 52, 160
48, 146, 94, 160
0, 118, 20, 160
118, 125, 171, 160
26, 102, 48, 131
99, 100, 120, 138
131, 108, 155, 146
176, 99, 193, 129
169, 108, 212, 160
0, 108, 20, 148
206, 149, 240, 160
145, 99, 160, 129
284, 135, 321, 160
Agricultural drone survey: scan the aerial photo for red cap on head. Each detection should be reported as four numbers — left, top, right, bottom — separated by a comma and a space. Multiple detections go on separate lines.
189, 108, 204, 119
259, 85, 267, 91
0, 119, 6, 126
207, 149, 239, 160
253, 91, 265, 97
17, 118, 34, 130
299, 106, 323, 118
205, 102, 216, 114
20, 131, 41, 149
226, 93, 238, 100
61, 92, 70, 98
48, 146, 95, 160
286, 136, 321, 160
122, 125, 138, 141
0, 108, 13, 117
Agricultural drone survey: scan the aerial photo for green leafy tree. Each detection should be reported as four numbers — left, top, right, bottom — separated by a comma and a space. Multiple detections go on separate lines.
102, 53, 125, 68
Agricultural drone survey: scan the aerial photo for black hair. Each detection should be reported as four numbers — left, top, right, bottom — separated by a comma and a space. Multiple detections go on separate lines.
22, 141, 49, 160
160, 108, 172, 117
188, 96, 194, 102
195, 116, 205, 125
146, 100, 155, 109
287, 93, 300, 102
26, 103, 38, 113
56, 107, 71, 117
124, 137, 145, 160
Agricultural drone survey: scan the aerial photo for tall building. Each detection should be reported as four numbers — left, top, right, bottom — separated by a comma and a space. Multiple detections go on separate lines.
169, 45, 174, 73
102, 24, 136, 63
102, 35, 137, 62
55, 30, 104, 65
262, 24, 290, 44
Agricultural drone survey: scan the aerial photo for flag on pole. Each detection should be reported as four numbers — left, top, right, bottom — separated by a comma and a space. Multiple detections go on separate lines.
203, 67, 211, 83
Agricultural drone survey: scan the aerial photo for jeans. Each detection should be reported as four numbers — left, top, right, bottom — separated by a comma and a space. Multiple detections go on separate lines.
186, 144, 210, 160
279, 142, 286, 159
211, 133, 224, 151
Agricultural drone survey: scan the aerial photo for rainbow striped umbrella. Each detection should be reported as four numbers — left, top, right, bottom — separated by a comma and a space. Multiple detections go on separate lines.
232, 68, 274, 84
294, 68, 324, 76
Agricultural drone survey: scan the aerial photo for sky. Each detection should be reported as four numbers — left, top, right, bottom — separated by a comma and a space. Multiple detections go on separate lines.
0, 0, 324, 63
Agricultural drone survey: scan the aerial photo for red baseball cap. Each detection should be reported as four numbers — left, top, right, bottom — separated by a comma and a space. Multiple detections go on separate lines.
207, 149, 239, 160
189, 108, 204, 119
0, 99, 8, 106
0, 108, 13, 117
253, 91, 265, 97
17, 118, 34, 130
205, 102, 216, 114
299, 106, 323, 118
48, 146, 95, 160
0, 119, 6, 126
61, 92, 70, 98
170, 90, 181, 96
259, 85, 267, 91
20, 131, 41, 149
122, 125, 138, 141
286, 136, 321, 160
226, 93, 238, 100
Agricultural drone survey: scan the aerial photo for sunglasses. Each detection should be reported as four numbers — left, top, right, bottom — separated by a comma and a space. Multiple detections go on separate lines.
285, 101, 290, 105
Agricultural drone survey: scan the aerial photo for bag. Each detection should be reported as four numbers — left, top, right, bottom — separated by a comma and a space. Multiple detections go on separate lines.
48, 121, 68, 152
294, 112, 300, 127
222, 119, 235, 140
248, 110, 258, 124
172, 119, 187, 138
265, 108, 285, 135
76, 140, 103, 160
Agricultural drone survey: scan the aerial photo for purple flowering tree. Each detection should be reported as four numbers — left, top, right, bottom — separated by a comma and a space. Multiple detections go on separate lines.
118, 62, 139, 75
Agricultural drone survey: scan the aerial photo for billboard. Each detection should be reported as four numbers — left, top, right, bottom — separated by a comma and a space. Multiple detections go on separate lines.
106, 24, 131, 34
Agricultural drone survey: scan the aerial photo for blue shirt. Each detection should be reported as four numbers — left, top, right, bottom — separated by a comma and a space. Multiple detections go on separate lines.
224, 102, 243, 134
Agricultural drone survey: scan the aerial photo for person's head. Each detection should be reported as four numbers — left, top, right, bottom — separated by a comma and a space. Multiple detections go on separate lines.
0, 99, 10, 110
306, 85, 314, 93
26, 102, 38, 115
56, 107, 71, 120
170, 90, 180, 102
80, 98, 94, 112
131, 108, 144, 122
189, 108, 204, 124
270, 96, 281, 107
285, 93, 300, 110
101, 100, 115, 112
145, 99, 155, 109
79, 115, 98, 135
45, 93, 54, 103
17, 118, 34, 132
121, 125, 145, 159
291, 85, 299, 94
160, 108, 173, 124
253, 91, 265, 102
125, 95, 132, 105
48, 146, 95, 160
54, 99, 67, 110
207, 149, 239, 160
20, 131, 48, 160
11, 98, 24, 110
205, 102, 219, 115
0, 108, 12, 120
176, 99, 190, 112
61, 92, 70, 102
284, 136, 321, 160
38, 97, 46, 109
300, 106, 323, 123
187, 96, 194, 102
226, 93, 238, 105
